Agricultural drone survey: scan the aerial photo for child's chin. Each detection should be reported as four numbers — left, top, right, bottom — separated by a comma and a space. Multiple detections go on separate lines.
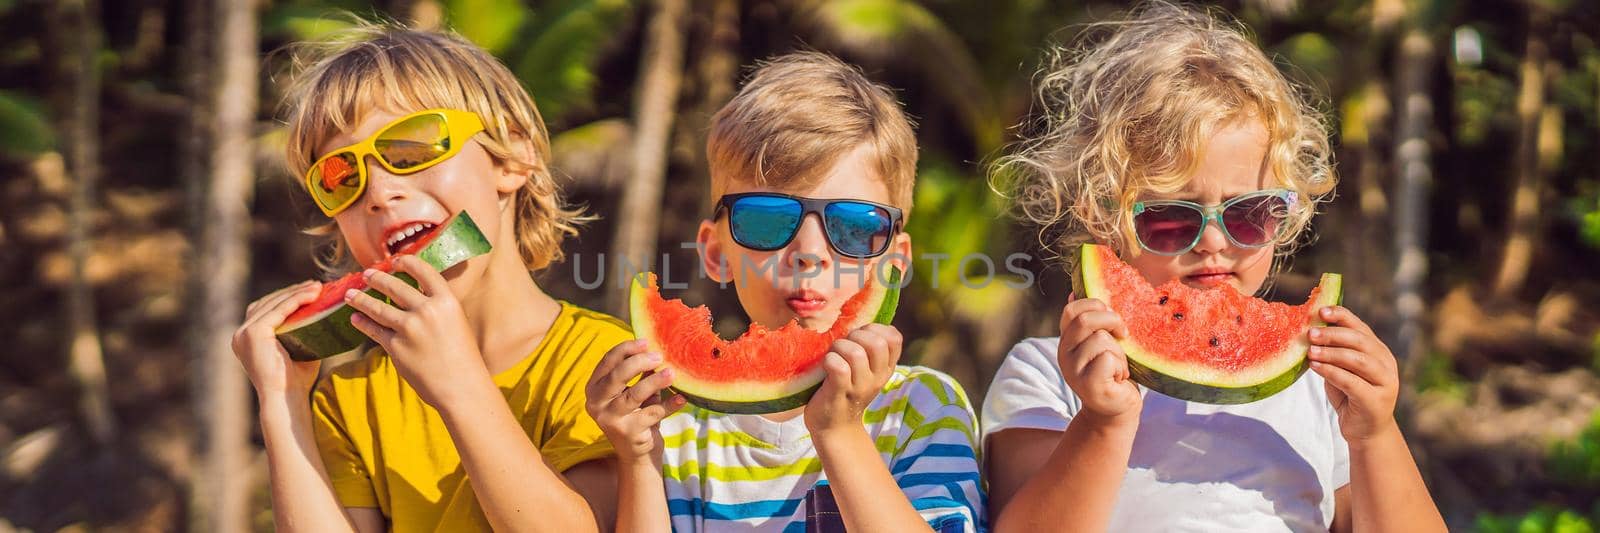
792, 316, 827, 330
763, 303, 837, 330
774, 307, 825, 328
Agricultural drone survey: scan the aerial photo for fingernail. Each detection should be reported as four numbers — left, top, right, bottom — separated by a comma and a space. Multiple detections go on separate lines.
1309, 328, 1321, 339
362, 269, 377, 279
1310, 361, 1323, 369
344, 288, 359, 301
661, 368, 674, 378
1309, 346, 1322, 356
1321, 307, 1334, 317
646, 352, 662, 363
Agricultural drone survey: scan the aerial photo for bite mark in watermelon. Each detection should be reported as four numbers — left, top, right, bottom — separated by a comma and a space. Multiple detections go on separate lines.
274, 211, 491, 361
628, 268, 903, 414
1073, 243, 1343, 404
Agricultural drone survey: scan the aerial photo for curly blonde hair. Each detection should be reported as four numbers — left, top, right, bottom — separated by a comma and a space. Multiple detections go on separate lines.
281, 19, 589, 276
996, 1, 1336, 269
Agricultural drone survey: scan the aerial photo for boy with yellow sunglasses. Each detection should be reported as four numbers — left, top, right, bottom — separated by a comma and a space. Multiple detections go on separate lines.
230, 22, 628, 532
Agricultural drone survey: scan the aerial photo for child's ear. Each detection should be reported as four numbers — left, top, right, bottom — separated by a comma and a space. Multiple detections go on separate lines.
494, 135, 538, 195
697, 219, 729, 283
887, 231, 912, 272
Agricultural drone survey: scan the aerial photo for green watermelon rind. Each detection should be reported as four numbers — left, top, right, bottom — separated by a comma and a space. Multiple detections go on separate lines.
870, 267, 903, 325
274, 290, 383, 361
1074, 244, 1344, 405
274, 212, 492, 361
672, 382, 824, 415
631, 266, 903, 415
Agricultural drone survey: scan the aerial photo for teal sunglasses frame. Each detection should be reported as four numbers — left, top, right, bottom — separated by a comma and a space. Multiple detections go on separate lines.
1130, 188, 1297, 256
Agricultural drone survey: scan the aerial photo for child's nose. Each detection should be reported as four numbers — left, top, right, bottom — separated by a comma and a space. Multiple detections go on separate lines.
1191, 217, 1230, 254
784, 215, 832, 271
361, 157, 409, 213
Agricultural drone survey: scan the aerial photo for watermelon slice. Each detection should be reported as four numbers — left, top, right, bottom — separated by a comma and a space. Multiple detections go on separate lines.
1073, 243, 1343, 404
628, 267, 903, 414
274, 211, 491, 361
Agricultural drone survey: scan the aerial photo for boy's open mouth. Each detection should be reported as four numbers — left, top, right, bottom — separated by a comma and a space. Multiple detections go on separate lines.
383, 220, 440, 256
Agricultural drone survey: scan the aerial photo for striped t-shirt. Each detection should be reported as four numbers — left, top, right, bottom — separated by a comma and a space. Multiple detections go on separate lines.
659, 365, 985, 532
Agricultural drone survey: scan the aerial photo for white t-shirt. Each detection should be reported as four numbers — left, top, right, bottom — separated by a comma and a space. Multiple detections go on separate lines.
982, 337, 1351, 532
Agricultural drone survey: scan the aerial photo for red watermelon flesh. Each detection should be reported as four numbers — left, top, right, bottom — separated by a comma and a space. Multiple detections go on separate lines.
1075, 243, 1342, 404
282, 254, 402, 327
275, 211, 491, 361
630, 268, 902, 414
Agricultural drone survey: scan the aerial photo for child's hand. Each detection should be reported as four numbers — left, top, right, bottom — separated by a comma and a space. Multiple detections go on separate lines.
805, 324, 902, 436
1308, 306, 1401, 443
231, 280, 325, 396
344, 255, 489, 407
1057, 294, 1142, 422
585, 340, 687, 465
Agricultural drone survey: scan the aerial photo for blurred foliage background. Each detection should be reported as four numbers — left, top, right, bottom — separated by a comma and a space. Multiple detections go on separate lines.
0, 0, 1598, 531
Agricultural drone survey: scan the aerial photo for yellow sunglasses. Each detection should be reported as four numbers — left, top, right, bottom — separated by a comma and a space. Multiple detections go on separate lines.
303, 108, 486, 217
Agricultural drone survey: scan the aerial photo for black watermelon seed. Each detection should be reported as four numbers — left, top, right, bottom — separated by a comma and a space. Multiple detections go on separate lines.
1209, 337, 1220, 347
1158, 295, 1169, 305
1235, 315, 1243, 324
1173, 312, 1184, 320
710, 347, 721, 359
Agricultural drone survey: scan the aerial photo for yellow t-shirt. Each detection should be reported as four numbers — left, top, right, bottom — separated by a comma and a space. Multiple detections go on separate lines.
311, 301, 629, 532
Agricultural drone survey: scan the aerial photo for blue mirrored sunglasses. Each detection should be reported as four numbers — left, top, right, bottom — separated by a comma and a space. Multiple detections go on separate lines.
714, 192, 903, 259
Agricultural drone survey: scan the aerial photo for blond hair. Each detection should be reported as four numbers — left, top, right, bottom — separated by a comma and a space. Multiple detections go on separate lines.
996, 1, 1336, 267
281, 19, 588, 275
707, 51, 917, 212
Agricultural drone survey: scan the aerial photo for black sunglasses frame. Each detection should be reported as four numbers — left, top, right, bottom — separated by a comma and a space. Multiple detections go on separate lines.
713, 192, 905, 259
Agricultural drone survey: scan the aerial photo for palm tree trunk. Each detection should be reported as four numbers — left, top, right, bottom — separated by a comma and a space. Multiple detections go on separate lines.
52, 0, 117, 448
674, 0, 739, 307
1351, 80, 1392, 319
406, 0, 444, 30
190, 0, 258, 531
179, 2, 212, 518
1391, 27, 1437, 364
609, 0, 688, 314
180, 0, 210, 347
698, 0, 740, 119
1491, 10, 1551, 300
1340, 0, 1399, 332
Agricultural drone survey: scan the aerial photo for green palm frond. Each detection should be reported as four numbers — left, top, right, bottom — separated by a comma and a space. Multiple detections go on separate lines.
805, 0, 1001, 151
444, 0, 531, 54
0, 90, 53, 157
261, 3, 365, 41
509, 0, 633, 123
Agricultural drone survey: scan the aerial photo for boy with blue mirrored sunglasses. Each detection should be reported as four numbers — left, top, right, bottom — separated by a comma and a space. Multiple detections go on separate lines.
585, 51, 985, 533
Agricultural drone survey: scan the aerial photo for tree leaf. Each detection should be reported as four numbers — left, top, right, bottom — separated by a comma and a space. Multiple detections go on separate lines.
508, 0, 633, 123
808, 0, 1000, 151
261, 5, 361, 41
0, 90, 54, 157
443, 0, 531, 54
